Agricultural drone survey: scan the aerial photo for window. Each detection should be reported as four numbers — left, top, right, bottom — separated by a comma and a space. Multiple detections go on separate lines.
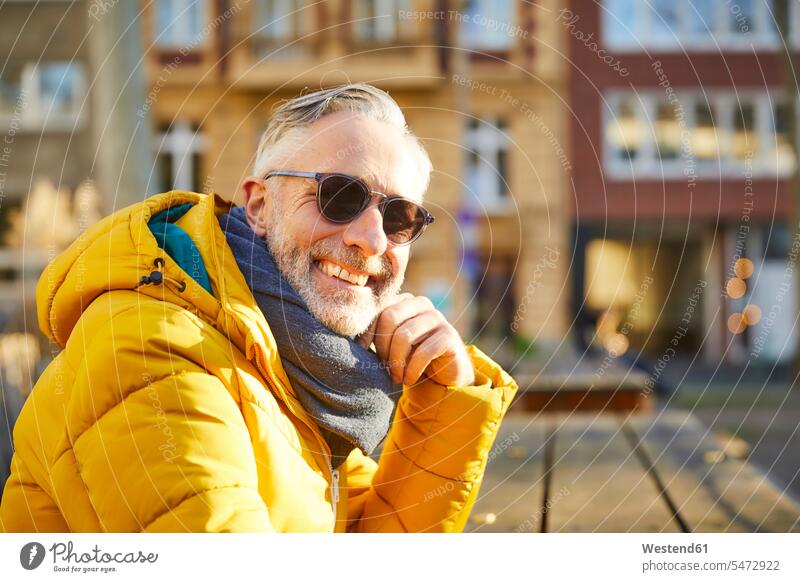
763, 223, 791, 259
37, 64, 78, 116
474, 254, 515, 344
771, 100, 795, 174
464, 118, 511, 214
252, 0, 312, 57
649, 0, 680, 43
606, 98, 644, 161
692, 102, 719, 161
156, 0, 206, 49
725, 0, 756, 35
256, 0, 295, 40
2, 62, 86, 129
155, 121, 206, 192
604, 90, 797, 178
603, 0, 637, 46
732, 100, 757, 160
603, 0, 785, 51
655, 102, 680, 160
688, 0, 716, 37
0, 65, 24, 115
353, 0, 412, 42
460, 0, 516, 51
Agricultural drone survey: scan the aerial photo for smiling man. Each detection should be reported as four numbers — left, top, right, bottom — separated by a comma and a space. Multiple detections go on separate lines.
0, 83, 518, 533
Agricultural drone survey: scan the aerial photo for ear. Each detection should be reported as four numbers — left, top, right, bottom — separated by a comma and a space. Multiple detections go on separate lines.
241, 176, 269, 238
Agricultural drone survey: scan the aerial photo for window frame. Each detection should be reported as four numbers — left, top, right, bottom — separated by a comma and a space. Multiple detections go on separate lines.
464, 117, 513, 214
602, 0, 795, 53
155, 120, 207, 192
352, 0, 414, 44
0, 61, 87, 131
154, 0, 209, 50
459, 0, 517, 51
251, 0, 315, 59
602, 88, 797, 180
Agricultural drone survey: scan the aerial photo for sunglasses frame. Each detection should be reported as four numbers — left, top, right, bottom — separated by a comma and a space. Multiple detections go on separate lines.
263, 170, 435, 246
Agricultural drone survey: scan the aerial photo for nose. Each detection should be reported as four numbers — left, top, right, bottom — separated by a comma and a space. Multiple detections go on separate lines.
341, 203, 388, 257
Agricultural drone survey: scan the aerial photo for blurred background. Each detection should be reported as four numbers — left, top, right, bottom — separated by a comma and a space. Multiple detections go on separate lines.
0, 0, 799, 529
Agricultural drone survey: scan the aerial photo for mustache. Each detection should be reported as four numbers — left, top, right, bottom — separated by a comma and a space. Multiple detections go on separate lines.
308, 239, 393, 281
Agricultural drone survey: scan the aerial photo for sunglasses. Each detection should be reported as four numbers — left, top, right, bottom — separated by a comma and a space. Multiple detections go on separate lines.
264, 170, 435, 246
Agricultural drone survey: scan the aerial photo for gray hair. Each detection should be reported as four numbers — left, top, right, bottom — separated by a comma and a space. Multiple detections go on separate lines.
253, 83, 432, 192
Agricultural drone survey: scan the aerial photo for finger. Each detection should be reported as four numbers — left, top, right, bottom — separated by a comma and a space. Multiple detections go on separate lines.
374, 294, 434, 360
384, 291, 412, 309
355, 317, 378, 350
372, 293, 413, 357
386, 312, 443, 383
403, 329, 452, 386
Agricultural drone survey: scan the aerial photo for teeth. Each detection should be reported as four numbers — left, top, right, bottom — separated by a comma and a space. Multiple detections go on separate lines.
340, 268, 358, 285
318, 260, 368, 286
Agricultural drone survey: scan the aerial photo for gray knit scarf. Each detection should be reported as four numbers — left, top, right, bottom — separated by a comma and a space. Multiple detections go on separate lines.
219, 207, 401, 468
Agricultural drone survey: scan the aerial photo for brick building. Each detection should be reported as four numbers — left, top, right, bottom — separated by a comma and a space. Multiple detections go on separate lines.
567, 0, 798, 365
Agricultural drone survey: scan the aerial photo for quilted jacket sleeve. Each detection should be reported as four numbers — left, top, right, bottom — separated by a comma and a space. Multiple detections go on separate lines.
345, 345, 518, 532
56, 297, 274, 532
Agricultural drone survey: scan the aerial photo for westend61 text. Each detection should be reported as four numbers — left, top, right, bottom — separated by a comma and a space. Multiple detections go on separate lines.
643, 543, 708, 554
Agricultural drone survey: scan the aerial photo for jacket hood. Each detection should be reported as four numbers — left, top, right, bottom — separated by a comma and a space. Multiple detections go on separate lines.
37, 190, 343, 464
37, 191, 285, 379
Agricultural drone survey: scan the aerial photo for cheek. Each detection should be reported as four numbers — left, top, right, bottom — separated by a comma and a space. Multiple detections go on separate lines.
391, 250, 409, 279
285, 201, 342, 247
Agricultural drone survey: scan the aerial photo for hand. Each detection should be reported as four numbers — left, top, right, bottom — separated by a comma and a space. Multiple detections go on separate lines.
356, 293, 475, 387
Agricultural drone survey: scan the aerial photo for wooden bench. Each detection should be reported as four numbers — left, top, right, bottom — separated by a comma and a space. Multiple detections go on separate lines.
466, 410, 800, 532
511, 356, 653, 414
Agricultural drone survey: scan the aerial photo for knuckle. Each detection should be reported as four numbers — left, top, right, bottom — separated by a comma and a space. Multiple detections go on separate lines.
419, 341, 438, 357
418, 296, 434, 309
383, 311, 402, 329
394, 293, 414, 305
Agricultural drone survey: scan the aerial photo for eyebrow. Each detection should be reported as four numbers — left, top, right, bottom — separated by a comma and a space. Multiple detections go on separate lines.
357, 169, 403, 199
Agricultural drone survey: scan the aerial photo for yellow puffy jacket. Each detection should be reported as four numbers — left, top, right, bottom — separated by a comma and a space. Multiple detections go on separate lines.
0, 191, 518, 532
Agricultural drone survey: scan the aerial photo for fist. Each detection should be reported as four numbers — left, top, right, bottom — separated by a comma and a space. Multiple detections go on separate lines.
356, 293, 475, 387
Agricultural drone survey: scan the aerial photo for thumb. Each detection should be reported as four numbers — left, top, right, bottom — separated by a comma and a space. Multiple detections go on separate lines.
356, 292, 409, 350
355, 317, 378, 350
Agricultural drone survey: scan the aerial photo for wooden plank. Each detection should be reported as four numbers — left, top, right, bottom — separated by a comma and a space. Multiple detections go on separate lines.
511, 387, 653, 414
547, 413, 681, 532
465, 416, 546, 533
628, 410, 800, 532
512, 354, 652, 413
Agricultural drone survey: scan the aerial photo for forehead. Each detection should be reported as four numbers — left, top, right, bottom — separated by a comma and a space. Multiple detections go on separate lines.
285, 111, 426, 202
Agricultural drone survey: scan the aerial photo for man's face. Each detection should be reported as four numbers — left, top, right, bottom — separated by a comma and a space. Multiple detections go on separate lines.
243, 111, 428, 337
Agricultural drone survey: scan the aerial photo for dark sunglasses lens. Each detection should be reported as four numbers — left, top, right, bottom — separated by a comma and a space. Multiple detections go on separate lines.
318, 175, 370, 222
382, 198, 426, 244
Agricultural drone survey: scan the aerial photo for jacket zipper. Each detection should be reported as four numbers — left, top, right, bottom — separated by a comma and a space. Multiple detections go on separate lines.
329, 465, 340, 532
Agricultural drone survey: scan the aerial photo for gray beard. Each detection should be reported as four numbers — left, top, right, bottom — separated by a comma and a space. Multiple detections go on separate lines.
263, 208, 403, 338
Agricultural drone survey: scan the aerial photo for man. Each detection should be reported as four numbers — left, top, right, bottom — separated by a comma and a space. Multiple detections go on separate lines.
0, 83, 518, 532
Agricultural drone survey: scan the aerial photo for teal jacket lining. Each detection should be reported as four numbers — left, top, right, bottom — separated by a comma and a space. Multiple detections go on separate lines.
147, 202, 213, 295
